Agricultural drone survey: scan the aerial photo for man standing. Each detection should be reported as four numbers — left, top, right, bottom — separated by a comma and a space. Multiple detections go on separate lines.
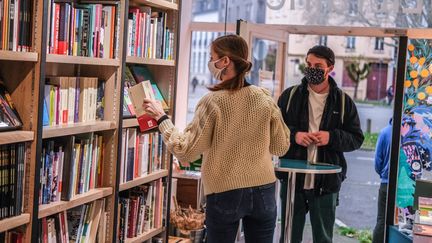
373, 119, 392, 243
387, 85, 394, 106
277, 45, 364, 243
192, 76, 199, 93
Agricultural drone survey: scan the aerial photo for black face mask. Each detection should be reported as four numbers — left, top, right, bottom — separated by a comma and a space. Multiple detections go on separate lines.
304, 67, 325, 85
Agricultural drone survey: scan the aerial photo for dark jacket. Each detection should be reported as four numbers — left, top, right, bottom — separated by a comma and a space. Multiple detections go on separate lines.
277, 76, 364, 195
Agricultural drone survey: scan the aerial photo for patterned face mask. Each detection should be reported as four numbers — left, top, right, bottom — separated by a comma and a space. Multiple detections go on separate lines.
304, 67, 326, 85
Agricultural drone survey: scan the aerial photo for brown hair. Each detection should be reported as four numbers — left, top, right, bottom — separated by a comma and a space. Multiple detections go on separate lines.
208, 35, 252, 91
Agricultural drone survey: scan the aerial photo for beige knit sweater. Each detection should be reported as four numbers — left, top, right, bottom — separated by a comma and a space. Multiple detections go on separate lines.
158, 85, 290, 195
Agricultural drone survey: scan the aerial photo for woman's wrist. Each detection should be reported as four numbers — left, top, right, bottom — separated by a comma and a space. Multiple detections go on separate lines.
157, 114, 169, 125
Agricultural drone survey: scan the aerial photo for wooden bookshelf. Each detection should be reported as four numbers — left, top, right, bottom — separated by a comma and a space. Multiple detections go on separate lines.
126, 56, 175, 66
123, 118, 139, 128
0, 0, 46, 240
0, 214, 31, 233
38, 188, 113, 219
117, 0, 180, 241
0, 0, 182, 241
125, 227, 165, 243
120, 170, 169, 191
130, 0, 178, 10
0, 51, 38, 62
46, 54, 121, 66
42, 121, 117, 139
0, 131, 34, 145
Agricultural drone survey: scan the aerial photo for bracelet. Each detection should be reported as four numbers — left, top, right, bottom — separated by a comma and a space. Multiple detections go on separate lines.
157, 114, 169, 125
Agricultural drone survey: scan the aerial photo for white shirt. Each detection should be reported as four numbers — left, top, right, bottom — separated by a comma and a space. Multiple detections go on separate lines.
304, 86, 328, 189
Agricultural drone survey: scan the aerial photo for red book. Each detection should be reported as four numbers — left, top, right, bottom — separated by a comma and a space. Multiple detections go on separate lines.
127, 198, 139, 238
136, 115, 157, 132
53, 3, 60, 54
57, 3, 67, 55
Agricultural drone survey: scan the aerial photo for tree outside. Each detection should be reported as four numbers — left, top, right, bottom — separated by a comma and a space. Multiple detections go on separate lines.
345, 57, 371, 100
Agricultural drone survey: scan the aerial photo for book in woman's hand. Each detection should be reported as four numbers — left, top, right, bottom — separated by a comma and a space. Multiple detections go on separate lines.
127, 80, 157, 132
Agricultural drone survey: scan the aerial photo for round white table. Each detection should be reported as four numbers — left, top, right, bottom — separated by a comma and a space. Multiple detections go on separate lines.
275, 159, 342, 243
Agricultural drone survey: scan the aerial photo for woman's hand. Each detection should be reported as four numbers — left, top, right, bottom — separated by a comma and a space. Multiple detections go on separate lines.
143, 98, 166, 120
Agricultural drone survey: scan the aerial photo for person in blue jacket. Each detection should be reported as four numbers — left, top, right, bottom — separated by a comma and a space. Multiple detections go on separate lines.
372, 119, 392, 243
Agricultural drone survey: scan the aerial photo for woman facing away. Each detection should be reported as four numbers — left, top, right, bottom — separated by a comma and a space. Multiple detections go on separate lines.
143, 34, 290, 243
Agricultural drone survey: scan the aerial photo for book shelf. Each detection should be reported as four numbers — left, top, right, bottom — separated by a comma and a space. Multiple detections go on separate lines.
131, 0, 178, 10
116, 0, 179, 241
126, 56, 175, 66
0, 0, 45, 240
0, 131, 34, 145
42, 121, 117, 139
33, 0, 127, 241
0, 214, 31, 233
0, 51, 38, 62
119, 169, 169, 191
46, 54, 121, 66
125, 227, 165, 243
38, 188, 113, 219
0, 0, 179, 241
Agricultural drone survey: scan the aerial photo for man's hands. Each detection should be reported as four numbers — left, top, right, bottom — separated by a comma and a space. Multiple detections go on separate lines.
312, 131, 329, 147
295, 131, 330, 147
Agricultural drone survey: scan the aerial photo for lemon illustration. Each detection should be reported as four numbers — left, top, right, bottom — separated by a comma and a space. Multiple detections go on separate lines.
410, 70, 418, 78
419, 57, 426, 66
408, 44, 415, 52
421, 69, 430, 78
418, 92, 426, 100
407, 99, 415, 106
425, 86, 432, 95
404, 80, 412, 88
413, 79, 419, 88
410, 56, 418, 64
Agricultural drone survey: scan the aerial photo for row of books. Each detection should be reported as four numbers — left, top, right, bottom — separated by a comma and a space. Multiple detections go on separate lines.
0, 231, 24, 243
39, 199, 107, 243
0, 143, 25, 220
43, 76, 105, 127
47, 1, 120, 58
0, 79, 22, 131
120, 128, 164, 184
0, 0, 32, 52
123, 65, 169, 117
39, 133, 104, 205
127, 7, 174, 60
118, 180, 165, 241
414, 195, 432, 237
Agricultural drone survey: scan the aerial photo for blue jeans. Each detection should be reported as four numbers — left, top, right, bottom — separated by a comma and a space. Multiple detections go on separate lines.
205, 182, 277, 243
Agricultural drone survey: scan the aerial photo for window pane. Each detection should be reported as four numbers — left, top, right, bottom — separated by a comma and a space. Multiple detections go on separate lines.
250, 38, 279, 87
287, 34, 395, 101
187, 31, 234, 122
191, 0, 432, 28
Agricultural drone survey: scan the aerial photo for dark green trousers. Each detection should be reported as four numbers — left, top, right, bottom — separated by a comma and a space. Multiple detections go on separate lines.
279, 180, 338, 243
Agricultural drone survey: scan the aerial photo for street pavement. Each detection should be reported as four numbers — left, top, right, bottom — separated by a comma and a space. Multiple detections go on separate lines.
337, 149, 380, 230
356, 103, 393, 133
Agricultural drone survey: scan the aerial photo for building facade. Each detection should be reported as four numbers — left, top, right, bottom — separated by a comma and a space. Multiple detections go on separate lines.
266, 0, 397, 101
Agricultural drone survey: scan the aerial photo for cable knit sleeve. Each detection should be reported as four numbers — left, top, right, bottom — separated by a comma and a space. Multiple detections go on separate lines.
157, 95, 217, 163
269, 97, 291, 156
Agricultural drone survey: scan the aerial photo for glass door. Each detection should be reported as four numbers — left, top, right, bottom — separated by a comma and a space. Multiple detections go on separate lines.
237, 20, 288, 99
